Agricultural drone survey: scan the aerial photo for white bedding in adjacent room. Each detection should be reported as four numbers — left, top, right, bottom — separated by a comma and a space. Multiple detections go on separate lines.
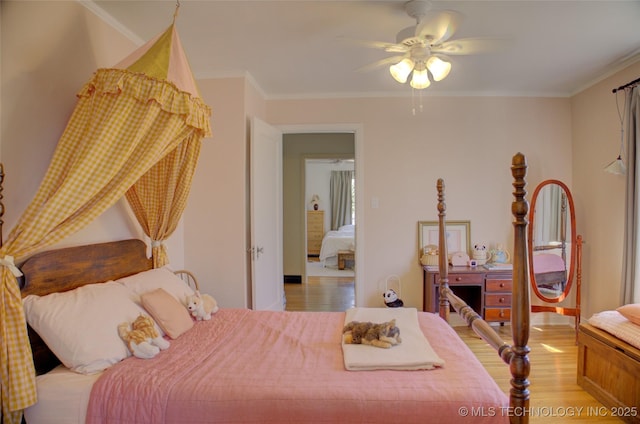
319, 225, 355, 263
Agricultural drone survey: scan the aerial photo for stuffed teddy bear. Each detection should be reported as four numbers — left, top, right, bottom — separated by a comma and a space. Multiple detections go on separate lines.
383, 289, 404, 308
118, 314, 170, 359
186, 291, 219, 321
342, 319, 402, 349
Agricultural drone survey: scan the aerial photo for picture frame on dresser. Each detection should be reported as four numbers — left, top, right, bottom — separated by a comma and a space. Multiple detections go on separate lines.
419, 220, 471, 257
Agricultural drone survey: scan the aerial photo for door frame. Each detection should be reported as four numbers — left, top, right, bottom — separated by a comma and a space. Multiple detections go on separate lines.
279, 123, 364, 307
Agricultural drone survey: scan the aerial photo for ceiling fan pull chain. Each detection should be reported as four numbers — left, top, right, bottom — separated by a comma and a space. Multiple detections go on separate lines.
411, 88, 424, 115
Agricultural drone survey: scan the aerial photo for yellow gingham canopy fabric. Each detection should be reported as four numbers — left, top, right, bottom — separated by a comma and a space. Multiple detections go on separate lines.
126, 136, 202, 268
0, 65, 211, 423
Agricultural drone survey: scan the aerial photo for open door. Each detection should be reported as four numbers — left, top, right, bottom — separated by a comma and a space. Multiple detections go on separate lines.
249, 118, 284, 310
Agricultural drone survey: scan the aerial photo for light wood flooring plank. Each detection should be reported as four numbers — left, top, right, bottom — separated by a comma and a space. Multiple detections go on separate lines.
455, 324, 623, 423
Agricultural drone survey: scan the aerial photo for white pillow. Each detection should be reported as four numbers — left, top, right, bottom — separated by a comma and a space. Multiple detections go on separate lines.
116, 266, 195, 303
23, 281, 146, 375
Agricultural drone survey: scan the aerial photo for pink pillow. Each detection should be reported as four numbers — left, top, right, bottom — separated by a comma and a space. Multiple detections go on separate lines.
616, 303, 640, 326
141, 288, 194, 339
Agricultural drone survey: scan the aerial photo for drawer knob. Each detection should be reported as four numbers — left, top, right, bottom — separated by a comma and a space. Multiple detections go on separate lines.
499, 282, 505, 288
499, 311, 505, 317
456, 277, 462, 281
499, 297, 505, 303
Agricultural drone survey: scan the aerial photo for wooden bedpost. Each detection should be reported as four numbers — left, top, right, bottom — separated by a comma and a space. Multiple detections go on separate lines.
510, 153, 531, 423
0, 162, 4, 247
437, 178, 450, 322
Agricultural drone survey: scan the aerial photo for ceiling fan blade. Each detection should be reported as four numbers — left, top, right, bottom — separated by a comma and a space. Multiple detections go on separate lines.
415, 10, 463, 45
431, 37, 511, 55
338, 37, 409, 54
355, 55, 407, 73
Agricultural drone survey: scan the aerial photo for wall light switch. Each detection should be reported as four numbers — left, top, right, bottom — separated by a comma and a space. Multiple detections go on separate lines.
371, 197, 379, 209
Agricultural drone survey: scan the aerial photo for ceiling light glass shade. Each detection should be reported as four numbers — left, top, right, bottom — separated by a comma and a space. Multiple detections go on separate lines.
426, 56, 452, 81
604, 155, 626, 175
390, 58, 414, 83
410, 68, 430, 89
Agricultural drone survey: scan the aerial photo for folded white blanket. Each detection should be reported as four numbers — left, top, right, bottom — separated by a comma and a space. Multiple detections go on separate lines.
342, 307, 445, 371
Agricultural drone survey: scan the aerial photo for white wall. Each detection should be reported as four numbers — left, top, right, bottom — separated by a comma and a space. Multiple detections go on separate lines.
572, 60, 640, 315
267, 96, 572, 309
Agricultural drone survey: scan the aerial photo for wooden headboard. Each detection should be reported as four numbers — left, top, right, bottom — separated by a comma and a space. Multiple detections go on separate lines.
19, 239, 153, 374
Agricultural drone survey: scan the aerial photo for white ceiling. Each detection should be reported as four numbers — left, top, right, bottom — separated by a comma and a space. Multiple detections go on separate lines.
90, 0, 640, 99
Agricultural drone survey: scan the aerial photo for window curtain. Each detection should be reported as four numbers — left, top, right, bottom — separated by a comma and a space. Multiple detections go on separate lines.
0, 68, 211, 424
330, 170, 353, 230
125, 136, 201, 268
622, 86, 640, 305
534, 184, 564, 244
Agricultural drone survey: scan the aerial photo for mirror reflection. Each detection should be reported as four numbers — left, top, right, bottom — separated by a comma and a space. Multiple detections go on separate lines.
528, 180, 577, 303
531, 183, 572, 300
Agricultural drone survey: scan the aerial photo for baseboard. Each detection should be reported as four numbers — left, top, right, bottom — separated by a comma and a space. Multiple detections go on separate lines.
284, 275, 302, 284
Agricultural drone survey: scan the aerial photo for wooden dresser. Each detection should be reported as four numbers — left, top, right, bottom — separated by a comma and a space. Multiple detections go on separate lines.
306, 210, 324, 256
423, 266, 512, 323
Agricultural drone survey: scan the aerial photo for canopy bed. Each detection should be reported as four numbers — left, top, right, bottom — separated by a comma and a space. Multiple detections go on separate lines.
5, 153, 530, 423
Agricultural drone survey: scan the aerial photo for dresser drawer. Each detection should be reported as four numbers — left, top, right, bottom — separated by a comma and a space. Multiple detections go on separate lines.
486, 279, 512, 292
307, 239, 322, 250
307, 221, 324, 232
446, 273, 484, 285
485, 308, 511, 321
485, 293, 512, 306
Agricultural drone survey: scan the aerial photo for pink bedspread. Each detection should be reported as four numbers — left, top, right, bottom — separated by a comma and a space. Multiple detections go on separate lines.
86, 309, 508, 423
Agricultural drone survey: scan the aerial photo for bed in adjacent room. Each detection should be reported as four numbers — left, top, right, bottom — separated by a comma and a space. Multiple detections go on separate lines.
319, 224, 355, 268
17, 153, 532, 423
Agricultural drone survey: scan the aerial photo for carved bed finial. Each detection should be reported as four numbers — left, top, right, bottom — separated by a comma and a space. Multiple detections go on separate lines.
436, 178, 450, 321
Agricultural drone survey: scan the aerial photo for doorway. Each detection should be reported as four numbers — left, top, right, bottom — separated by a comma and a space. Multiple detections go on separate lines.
281, 128, 362, 311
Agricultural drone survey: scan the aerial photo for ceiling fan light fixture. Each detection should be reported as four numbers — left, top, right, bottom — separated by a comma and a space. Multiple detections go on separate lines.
410, 68, 430, 89
426, 55, 451, 81
390, 58, 415, 83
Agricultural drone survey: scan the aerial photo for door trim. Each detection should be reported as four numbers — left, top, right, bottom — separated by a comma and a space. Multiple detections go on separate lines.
278, 123, 364, 307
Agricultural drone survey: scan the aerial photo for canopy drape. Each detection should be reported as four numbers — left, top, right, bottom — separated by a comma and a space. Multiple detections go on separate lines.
126, 136, 202, 268
0, 21, 211, 423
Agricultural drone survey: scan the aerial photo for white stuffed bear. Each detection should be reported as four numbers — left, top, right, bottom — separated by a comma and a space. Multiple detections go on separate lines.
118, 314, 170, 359
186, 291, 219, 321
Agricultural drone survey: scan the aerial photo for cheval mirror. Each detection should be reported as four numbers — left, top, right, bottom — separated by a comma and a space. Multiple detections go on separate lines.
528, 179, 582, 332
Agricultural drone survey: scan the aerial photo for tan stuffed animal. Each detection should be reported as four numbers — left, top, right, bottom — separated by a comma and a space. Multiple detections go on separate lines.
186, 291, 219, 321
342, 319, 402, 349
118, 314, 170, 359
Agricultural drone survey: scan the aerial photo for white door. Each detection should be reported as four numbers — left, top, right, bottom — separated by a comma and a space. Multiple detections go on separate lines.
250, 118, 283, 310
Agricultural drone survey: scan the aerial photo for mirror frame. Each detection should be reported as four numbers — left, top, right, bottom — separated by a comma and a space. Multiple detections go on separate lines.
527, 179, 576, 303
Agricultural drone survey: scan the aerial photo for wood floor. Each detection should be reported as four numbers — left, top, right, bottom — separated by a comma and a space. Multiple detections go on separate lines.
284, 275, 355, 312
284, 278, 623, 423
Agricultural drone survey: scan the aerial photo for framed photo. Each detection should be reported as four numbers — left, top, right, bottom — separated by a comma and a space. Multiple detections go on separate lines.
418, 220, 471, 257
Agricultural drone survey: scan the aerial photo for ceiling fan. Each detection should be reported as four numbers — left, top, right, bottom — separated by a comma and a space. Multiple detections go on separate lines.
356, 0, 500, 89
